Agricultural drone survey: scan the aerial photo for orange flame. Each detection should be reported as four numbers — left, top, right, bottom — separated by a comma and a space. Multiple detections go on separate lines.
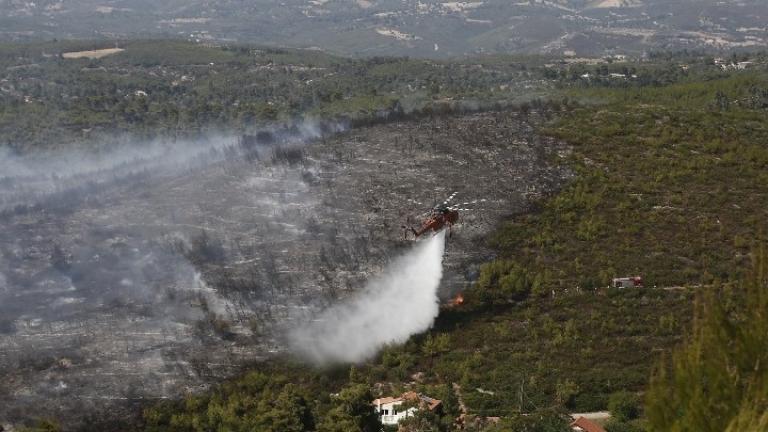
452, 293, 465, 306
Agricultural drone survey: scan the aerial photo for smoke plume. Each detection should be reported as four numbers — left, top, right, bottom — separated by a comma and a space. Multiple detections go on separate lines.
290, 231, 446, 364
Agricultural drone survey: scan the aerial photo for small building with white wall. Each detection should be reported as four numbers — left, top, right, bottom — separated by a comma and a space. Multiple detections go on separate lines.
372, 391, 442, 426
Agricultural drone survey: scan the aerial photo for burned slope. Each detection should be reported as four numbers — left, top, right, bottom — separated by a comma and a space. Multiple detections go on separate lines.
303, 112, 570, 298
0, 111, 568, 428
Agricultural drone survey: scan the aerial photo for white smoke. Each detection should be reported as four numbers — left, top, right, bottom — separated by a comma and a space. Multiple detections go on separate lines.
290, 231, 446, 364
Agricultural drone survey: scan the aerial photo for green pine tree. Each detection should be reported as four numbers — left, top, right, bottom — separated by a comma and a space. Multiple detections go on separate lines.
317, 384, 381, 432
645, 245, 768, 431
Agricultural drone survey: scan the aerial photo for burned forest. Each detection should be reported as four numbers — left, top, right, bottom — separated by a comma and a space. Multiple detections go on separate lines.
2, 30, 768, 431
0, 110, 569, 428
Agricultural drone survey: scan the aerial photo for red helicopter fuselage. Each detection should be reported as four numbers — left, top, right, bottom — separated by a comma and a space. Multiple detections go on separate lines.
411, 207, 459, 238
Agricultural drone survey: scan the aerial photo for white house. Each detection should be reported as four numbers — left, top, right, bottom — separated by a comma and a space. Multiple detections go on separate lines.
372, 391, 442, 426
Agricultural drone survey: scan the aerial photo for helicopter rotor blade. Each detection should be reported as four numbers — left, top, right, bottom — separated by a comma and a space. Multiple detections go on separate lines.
441, 192, 458, 206
447, 199, 482, 210
448, 206, 474, 212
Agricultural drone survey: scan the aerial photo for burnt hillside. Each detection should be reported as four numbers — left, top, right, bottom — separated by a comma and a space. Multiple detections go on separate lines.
0, 110, 569, 428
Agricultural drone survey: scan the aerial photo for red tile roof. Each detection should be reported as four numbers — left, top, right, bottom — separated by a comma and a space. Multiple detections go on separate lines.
570, 417, 607, 432
372, 396, 401, 406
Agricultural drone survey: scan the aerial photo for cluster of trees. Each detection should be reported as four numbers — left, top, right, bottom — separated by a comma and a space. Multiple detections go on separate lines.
141, 369, 468, 432
646, 248, 768, 431
400, 63, 768, 425
550, 52, 768, 88
0, 40, 539, 152
466, 260, 546, 306
143, 369, 380, 432
485, 71, 768, 292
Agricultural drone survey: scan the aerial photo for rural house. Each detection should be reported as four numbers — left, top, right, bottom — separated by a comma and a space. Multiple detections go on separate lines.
372, 391, 442, 425
570, 416, 607, 432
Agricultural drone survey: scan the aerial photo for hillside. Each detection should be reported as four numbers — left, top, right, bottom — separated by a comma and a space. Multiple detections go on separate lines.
0, 41, 557, 430
1, 42, 767, 431
136, 63, 768, 431
1, 0, 767, 58
0, 40, 547, 152
141, 58, 768, 432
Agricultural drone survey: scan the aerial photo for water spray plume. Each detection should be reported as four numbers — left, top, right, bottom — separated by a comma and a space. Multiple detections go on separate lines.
290, 231, 447, 364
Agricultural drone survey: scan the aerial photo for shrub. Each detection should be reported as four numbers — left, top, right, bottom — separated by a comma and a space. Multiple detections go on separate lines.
608, 391, 641, 422
645, 247, 768, 431
604, 419, 644, 432
471, 260, 532, 305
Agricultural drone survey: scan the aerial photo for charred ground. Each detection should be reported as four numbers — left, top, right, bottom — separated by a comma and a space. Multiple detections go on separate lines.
3, 41, 768, 431
0, 110, 568, 428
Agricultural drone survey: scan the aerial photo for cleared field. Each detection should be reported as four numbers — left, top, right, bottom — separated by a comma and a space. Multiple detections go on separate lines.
61, 48, 125, 59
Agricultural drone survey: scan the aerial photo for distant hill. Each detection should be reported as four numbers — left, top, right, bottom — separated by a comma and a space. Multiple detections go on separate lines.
0, 0, 766, 57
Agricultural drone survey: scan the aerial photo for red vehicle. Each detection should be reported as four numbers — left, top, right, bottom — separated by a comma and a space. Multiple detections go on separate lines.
405, 192, 478, 239
612, 276, 643, 289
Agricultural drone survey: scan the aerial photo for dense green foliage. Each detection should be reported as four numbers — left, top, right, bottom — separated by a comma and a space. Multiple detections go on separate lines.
315, 384, 381, 432
401, 67, 768, 420
422, 290, 690, 416
0, 40, 546, 151
144, 371, 314, 432
142, 363, 382, 432
604, 419, 644, 432
490, 72, 768, 290
486, 409, 570, 432
645, 248, 768, 432
608, 391, 641, 423
407, 68, 768, 419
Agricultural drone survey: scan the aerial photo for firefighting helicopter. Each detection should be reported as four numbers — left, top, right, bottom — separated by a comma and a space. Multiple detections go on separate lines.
404, 192, 482, 239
